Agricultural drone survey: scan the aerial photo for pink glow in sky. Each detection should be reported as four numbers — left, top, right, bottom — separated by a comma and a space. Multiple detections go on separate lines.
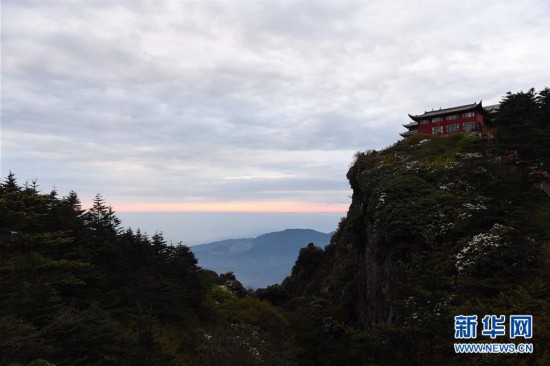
114, 200, 349, 213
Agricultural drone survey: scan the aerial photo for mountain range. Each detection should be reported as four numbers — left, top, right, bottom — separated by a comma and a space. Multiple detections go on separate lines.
191, 228, 332, 288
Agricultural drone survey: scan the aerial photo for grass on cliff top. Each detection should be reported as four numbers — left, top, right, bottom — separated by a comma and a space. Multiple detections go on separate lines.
351, 133, 487, 177
380, 133, 483, 164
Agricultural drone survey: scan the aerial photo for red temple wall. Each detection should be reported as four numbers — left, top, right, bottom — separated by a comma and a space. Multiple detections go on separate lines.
414, 111, 486, 136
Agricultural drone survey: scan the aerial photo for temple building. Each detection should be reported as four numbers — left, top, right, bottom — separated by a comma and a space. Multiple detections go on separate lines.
400, 101, 500, 138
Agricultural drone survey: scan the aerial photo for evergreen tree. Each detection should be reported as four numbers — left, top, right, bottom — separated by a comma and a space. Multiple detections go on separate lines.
493, 87, 550, 166
84, 193, 121, 235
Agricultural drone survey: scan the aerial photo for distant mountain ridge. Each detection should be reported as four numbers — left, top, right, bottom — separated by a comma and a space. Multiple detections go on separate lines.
191, 229, 332, 288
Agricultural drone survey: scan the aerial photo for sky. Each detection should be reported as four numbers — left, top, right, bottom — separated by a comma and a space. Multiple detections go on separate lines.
2, 0, 549, 243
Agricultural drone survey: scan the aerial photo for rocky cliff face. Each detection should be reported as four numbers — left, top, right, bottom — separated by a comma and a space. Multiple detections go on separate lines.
339, 183, 400, 328
289, 134, 549, 339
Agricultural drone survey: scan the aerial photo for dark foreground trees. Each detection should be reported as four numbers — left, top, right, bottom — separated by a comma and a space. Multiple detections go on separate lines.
0, 174, 294, 365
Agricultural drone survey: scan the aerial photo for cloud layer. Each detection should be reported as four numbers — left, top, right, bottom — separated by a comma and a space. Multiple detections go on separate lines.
2, 0, 549, 211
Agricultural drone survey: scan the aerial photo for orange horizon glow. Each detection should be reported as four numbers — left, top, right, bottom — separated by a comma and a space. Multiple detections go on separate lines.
111, 201, 349, 213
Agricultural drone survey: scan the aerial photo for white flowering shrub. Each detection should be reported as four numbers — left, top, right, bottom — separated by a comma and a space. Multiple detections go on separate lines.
456, 152, 483, 159
455, 224, 534, 276
195, 324, 267, 365
462, 202, 487, 211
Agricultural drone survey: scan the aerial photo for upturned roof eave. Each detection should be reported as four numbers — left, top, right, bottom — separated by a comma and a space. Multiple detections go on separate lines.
399, 130, 418, 137
409, 101, 485, 121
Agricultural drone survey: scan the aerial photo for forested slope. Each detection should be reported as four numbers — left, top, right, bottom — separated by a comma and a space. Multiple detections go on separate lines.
0, 181, 294, 365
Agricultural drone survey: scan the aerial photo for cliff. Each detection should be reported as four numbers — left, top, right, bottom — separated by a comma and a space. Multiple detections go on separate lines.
281, 133, 550, 364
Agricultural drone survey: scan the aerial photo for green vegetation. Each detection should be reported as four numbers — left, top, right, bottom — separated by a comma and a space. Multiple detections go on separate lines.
275, 87, 550, 365
0, 177, 294, 365
1, 87, 548, 365
491, 88, 550, 167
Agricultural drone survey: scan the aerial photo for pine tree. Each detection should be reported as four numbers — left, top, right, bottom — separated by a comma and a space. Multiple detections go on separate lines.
84, 194, 121, 236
